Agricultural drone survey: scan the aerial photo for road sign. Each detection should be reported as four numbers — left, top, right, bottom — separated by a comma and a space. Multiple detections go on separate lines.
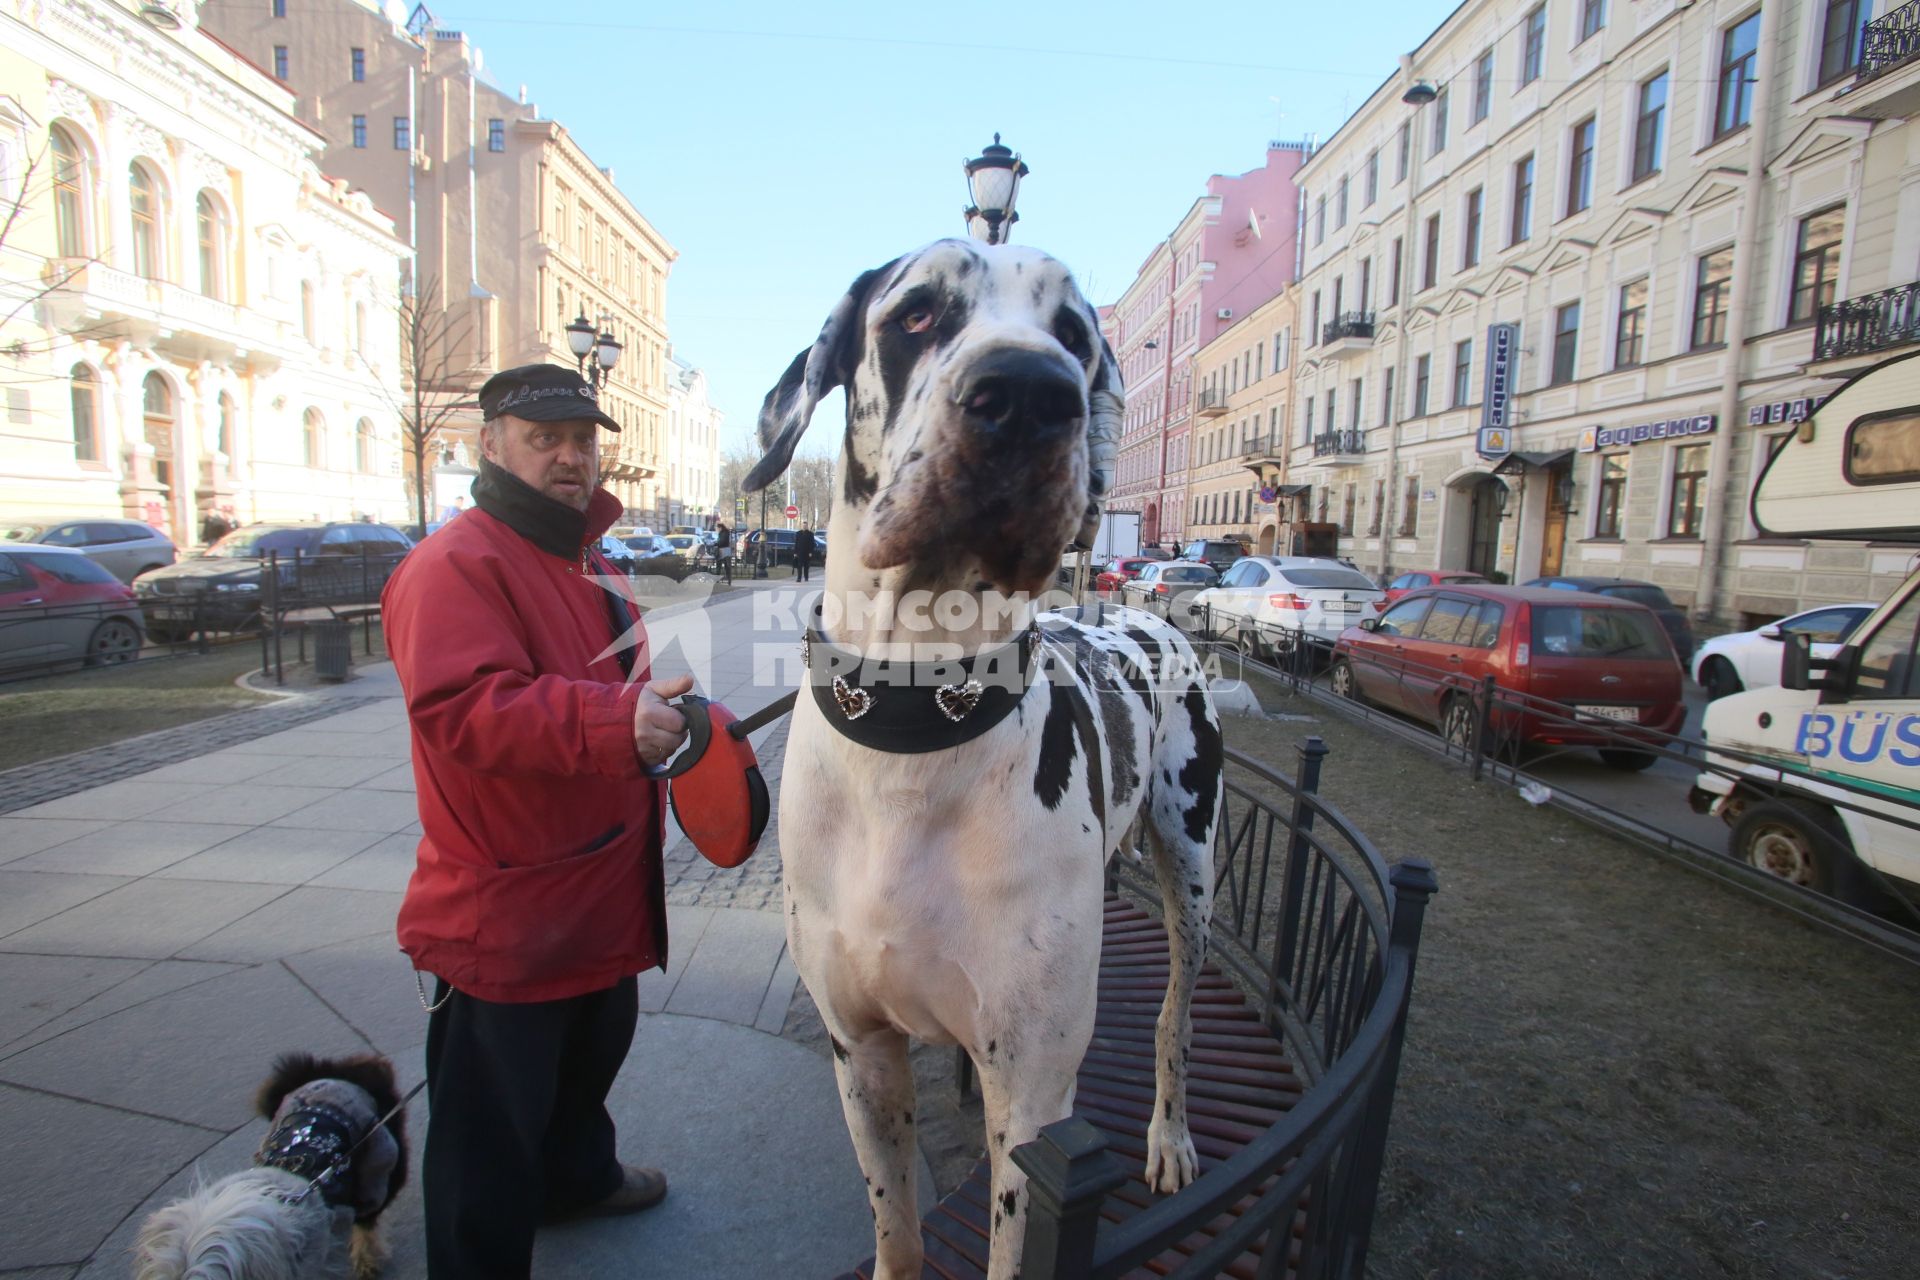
784, 504, 799, 519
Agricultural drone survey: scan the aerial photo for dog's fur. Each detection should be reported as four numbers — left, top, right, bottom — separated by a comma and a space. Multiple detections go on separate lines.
133, 1053, 408, 1280
751, 239, 1221, 1279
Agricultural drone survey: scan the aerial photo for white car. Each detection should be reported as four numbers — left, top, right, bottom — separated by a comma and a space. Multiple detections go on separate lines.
1691, 601, 1878, 700
1192, 556, 1385, 658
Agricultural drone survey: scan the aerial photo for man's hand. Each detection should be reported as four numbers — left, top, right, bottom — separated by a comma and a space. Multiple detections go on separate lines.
634, 674, 696, 768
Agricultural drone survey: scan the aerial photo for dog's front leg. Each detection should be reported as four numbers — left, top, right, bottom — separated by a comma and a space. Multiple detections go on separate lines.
976, 1043, 1080, 1280
832, 1028, 922, 1279
1143, 814, 1211, 1193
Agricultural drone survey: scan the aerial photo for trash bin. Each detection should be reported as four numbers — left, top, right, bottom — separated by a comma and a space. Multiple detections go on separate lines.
312, 618, 353, 682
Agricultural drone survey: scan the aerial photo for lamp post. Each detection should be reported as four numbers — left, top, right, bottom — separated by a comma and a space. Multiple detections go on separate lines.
963, 134, 1030, 245
565, 312, 622, 391
1379, 70, 1439, 586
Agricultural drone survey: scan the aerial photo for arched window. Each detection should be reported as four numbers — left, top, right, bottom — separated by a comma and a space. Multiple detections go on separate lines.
356, 417, 376, 473
300, 280, 316, 341
196, 192, 227, 300
129, 162, 164, 280
217, 392, 237, 457
303, 407, 325, 468
70, 364, 99, 461
50, 126, 89, 258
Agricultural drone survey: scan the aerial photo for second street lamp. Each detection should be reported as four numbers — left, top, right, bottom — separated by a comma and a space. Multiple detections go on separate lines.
963, 133, 1029, 245
566, 312, 622, 390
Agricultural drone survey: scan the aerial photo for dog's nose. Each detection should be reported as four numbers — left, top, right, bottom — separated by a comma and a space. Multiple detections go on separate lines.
957, 349, 1085, 434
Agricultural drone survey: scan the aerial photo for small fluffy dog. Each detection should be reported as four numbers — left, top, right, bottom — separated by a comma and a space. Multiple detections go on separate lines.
134, 1052, 409, 1280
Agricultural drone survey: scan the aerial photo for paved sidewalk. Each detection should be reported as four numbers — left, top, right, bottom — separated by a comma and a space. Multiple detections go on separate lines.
0, 586, 925, 1278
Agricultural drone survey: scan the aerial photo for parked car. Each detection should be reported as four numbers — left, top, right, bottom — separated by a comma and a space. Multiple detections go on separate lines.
0, 544, 146, 672
1331, 585, 1685, 770
623, 534, 701, 582
1192, 556, 1386, 658
1094, 556, 1161, 595
1382, 569, 1487, 605
1179, 538, 1247, 575
1690, 601, 1878, 700
662, 534, 701, 561
132, 521, 413, 638
1120, 561, 1217, 623
743, 528, 827, 568
2, 517, 176, 584
1523, 576, 1694, 665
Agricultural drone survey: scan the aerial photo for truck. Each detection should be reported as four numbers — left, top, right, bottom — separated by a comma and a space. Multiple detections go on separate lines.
1688, 351, 1920, 908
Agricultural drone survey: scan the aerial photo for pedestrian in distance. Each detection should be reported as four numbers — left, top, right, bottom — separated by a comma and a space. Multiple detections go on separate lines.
380, 362, 692, 1280
794, 524, 816, 582
714, 520, 734, 584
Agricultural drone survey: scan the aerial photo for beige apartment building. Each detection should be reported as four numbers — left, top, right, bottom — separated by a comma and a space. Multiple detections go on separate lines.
202, 0, 678, 522
1186, 288, 1299, 554
1291, 0, 1920, 629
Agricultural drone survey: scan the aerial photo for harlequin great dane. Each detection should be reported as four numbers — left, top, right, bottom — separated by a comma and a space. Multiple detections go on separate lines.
745, 238, 1221, 1280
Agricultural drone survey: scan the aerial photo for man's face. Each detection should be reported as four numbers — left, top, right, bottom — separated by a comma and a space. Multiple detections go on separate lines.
484, 414, 601, 510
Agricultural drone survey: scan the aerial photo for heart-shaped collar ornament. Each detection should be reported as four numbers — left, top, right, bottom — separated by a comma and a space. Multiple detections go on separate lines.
831, 675, 874, 721
934, 679, 984, 723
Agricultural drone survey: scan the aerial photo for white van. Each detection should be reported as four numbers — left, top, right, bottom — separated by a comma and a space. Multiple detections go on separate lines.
1690, 352, 1920, 906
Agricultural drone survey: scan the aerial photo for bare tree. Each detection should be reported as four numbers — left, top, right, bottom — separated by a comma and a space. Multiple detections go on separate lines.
0, 144, 113, 372
369, 273, 479, 534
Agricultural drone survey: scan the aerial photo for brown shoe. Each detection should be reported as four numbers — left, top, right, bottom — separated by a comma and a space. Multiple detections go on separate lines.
582, 1164, 667, 1216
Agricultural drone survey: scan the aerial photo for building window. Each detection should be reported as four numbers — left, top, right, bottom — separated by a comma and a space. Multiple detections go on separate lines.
1369, 479, 1385, 535
1551, 301, 1581, 385
1422, 214, 1440, 290
50, 125, 89, 258
1510, 154, 1534, 245
304, 408, 325, 469
1431, 86, 1449, 153
301, 280, 316, 341
1388, 238, 1402, 305
1667, 443, 1709, 537
1566, 116, 1595, 215
356, 418, 376, 473
1462, 188, 1483, 269
347, 113, 366, 148
69, 364, 98, 462
1594, 454, 1627, 537
1632, 72, 1668, 183
1314, 195, 1326, 245
195, 192, 225, 301
1452, 340, 1473, 408
1615, 279, 1648, 368
1336, 177, 1348, 228
1349, 378, 1363, 429
1400, 474, 1420, 536
1326, 388, 1338, 434
1692, 248, 1734, 348
1303, 396, 1315, 444
1396, 121, 1410, 183
394, 116, 410, 150
1522, 4, 1546, 84
273, 45, 289, 80
1788, 205, 1845, 326
488, 118, 505, 152
271, 0, 285, 15
1358, 258, 1372, 311
1341, 484, 1356, 535
1716, 13, 1761, 140
1364, 149, 1379, 206
1820, 0, 1871, 86
1413, 354, 1431, 416
1382, 367, 1395, 424
129, 163, 162, 280
1310, 292, 1321, 346
351, 48, 365, 82
1579, 0, 1605, 42
1472, 49, 1494, 124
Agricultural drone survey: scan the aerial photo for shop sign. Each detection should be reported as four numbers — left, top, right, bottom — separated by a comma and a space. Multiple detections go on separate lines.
1745, 396, 1820, 427
1481, 323, 1517, 433
1477, 425, 1512, 458
1577, 414, 1717, 452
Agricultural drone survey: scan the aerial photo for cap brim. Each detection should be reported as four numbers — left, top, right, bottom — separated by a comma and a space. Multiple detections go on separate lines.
499, 398, 622, 432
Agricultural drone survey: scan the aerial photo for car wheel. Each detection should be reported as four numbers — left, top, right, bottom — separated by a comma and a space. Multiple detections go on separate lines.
1329, 658, 1363, 703
1441, 696, 1477, 750
85, 618, 142, 666
1731, 800, 1843, 894
1598, 748, 1659, 771
1235, 628, 1262, 662
1700, 656, 1742, 701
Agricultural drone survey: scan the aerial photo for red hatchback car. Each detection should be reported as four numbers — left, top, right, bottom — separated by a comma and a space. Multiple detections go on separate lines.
1381, 568, 1488, 605
1094, 556, 1160, 595
1329, 585, 1684, 770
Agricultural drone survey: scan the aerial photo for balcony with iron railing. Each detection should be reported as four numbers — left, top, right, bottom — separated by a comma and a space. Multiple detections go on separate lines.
1847, 0, 1920, 117
1320, 311, 1376, 359
1195, 386, 1230, 417
1812, 280, 1920, 361
1299, 429, 1368, 469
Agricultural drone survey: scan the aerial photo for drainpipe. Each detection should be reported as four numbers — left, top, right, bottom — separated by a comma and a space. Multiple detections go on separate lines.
1380, 54, 1427, 585
406, 63, 417, 296
1694, 6, 1778, 628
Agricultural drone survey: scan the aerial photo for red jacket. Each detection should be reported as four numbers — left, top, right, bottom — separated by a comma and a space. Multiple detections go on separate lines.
385, 486, 665, 1003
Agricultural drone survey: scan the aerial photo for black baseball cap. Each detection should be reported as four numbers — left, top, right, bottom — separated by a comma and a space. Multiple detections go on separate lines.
478, 363, 622, 432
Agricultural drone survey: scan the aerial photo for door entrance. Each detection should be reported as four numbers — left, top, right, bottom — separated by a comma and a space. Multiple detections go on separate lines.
1466, 477, 1506, 579
1539, 466, 1570, 577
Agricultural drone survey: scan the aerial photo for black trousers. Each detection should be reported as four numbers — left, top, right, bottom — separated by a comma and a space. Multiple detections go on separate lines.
423, 976, 638, 1279
795, 554, 811, 581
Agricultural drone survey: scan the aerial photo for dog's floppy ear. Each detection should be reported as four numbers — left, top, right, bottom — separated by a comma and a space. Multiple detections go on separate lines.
744, 259, 899, 493
1071, 335, 1124, 552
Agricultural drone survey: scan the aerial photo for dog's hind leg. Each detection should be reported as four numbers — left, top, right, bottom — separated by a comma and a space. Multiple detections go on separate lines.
349, 1220, 388, 1280
831, 1028, 923, 1280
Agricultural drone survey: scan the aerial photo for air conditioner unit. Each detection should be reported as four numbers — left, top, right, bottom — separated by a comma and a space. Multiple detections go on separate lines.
1217, 308, 1233, 320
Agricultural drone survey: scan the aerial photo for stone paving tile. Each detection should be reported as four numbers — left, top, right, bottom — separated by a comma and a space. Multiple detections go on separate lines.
267, 788, 420, 833
178, 886, 402, 964
0, 953, 147, 1051
244, 754, 399, 789
664, 909, 789, 1025
70, 1120, 268, 1280
1, 878, 286, 959
283, 935, 430, 1058
755, 946, 802, 1035
142, 782, 338, 827
0, 818, 114, 867
127, 752, 287, 786
10, 780, 217, 822
10, 822, 255, 877
356, 762, 417, 792
0, 959, 243, 1059
0, 870, 134, 940
635, 905, 713, 1014
242, 728, 411, 758
306, 831, 417, 893
0, 1083, 217, 1272
151, 825, 386, 885
0, 962, 369, 1131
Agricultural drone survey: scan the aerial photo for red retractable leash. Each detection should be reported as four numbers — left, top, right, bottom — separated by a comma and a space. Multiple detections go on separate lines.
642, 691, 797, 868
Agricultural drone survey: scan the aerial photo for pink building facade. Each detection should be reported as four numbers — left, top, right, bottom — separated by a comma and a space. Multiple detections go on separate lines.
1105, 143, 1311, 547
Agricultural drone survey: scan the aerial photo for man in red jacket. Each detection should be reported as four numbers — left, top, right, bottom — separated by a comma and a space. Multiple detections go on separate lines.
383, 362, 691, 1278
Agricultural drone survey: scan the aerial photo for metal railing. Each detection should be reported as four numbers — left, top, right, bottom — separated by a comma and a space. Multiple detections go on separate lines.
1312, 430, 1368, 458
1014, 732, 1438, 1278
1813, 280, 1920, 360
1860, 0, 1920, 79
1321, 311, 1377, 344
1195, 388, 1229, 416
254, 550, 406, 685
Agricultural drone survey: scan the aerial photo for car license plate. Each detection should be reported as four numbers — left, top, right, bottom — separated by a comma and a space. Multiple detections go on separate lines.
1576, 704, 1639, 722
1326, 601, 1358, 613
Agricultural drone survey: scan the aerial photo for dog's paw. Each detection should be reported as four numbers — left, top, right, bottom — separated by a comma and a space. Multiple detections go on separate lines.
1143, 1114, 1198, 1193
350, 1224, 389, 1280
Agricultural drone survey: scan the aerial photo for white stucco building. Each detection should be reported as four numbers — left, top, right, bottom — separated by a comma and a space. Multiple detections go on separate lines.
0, 0, 410, 544
664, 350, 721, 529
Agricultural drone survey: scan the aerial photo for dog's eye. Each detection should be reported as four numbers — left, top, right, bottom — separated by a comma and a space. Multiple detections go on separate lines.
1053, 316, 1092, 362
900, 308, 936, 335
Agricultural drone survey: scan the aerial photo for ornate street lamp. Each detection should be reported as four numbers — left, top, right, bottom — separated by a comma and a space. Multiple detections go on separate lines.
963, 134, 1029, 246
566, 312, 622, 390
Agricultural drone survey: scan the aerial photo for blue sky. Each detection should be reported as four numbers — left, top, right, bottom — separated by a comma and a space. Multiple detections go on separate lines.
440, 1, 1451, 454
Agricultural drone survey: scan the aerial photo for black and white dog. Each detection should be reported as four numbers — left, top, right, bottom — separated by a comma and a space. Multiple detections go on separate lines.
748, 239, 1221, 1279
133, 1052, 409, 1280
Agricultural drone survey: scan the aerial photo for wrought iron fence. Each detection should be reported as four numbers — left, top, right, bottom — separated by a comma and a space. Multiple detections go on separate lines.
1813, 281, 1920, 360
255, 550, 406, 685
1860, 0, 1920, 79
